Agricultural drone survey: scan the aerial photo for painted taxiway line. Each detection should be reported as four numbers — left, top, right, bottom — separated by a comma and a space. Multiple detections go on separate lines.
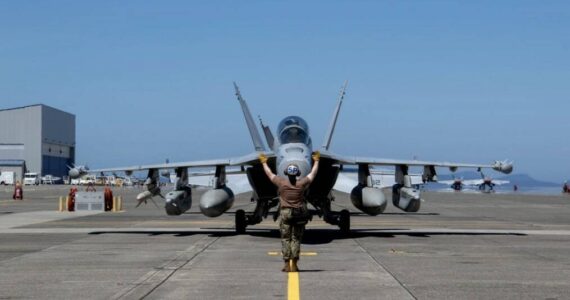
288, 271, 300, 300
0, 210, 103, 229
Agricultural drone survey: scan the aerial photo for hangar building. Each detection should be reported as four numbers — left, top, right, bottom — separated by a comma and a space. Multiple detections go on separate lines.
0, 104, 75, 181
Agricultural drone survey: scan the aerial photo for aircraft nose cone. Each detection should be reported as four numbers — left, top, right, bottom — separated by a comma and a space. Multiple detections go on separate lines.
69, 169, 80, 179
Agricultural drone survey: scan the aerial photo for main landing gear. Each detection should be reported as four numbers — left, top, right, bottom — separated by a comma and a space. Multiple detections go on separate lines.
235, 209, 247, 234
235, 205, 351, 234
235, 208, 265, 234
323, 209, 351, 234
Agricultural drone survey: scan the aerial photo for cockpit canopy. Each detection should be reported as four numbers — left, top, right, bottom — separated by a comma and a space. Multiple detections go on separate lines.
277, 116, 310, 145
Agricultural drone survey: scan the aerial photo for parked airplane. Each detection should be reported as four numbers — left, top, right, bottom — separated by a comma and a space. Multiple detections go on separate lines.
68, 164, 89, 179
69, 82, 513, 233
41, 175, 62, 184
439, 172, 510, 192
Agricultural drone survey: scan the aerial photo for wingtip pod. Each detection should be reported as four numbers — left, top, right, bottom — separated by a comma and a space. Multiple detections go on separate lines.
492, 160, 513, 174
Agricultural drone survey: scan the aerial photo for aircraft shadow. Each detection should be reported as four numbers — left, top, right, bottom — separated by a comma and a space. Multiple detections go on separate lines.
90, 228, 526, 244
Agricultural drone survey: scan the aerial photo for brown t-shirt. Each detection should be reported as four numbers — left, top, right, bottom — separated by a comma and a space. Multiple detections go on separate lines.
271, 176, 311, 208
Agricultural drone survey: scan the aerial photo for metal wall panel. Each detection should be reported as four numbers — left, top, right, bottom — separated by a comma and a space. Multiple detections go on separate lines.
0, 106, 42, 173
41, 105, 75, 146
0, 105, 75, 175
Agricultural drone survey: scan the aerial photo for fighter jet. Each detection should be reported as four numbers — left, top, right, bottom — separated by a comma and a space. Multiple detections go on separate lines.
69, 82, 513, 233
439, 172, 510, 192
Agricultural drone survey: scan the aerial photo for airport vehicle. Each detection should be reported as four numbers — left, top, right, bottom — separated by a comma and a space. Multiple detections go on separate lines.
69, 83, 513, 233
23, 173, 40, 185
0, 171, 15, 185
79, 175, 96, 185
41, 175, 62, 184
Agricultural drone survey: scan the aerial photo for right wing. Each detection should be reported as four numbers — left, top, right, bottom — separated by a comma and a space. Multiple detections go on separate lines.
86, 152, 271, 174
187, 170, 253, 195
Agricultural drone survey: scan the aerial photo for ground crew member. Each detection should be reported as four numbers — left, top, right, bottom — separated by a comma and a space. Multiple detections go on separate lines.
12, 181, 23, 200
104, 187, 113, 211
259, 151, 320, 272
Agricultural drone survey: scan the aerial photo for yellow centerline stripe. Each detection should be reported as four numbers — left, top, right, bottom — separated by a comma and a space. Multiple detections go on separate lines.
288, 271, 300, 300
267, 251, 317, 256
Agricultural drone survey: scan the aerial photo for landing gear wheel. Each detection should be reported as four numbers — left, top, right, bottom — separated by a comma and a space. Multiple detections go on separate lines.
235, 209, 246, 234
339, 209, 350, 233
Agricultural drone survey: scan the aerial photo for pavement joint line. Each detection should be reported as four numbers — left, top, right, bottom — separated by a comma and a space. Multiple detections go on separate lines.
354, 238, 418, 300
110, 235, 220, 300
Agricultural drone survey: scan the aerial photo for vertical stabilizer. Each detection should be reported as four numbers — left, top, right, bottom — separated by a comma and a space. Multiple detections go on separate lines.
259, 116, 275, 150
233, 82, 266, 152
321, 81, 348, 150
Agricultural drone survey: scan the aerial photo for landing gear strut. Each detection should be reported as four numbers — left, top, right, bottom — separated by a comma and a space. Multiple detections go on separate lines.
339, 209, 350, 233
323, 209, 351, 233
235, 209, 246, 234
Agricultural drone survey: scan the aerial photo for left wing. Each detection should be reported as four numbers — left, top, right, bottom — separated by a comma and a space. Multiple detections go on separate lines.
333, 169, 424, 194
317, 83, 513, 183
321, 150, 513, 176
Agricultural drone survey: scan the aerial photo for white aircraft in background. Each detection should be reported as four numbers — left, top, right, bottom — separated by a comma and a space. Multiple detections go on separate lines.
40, 175, 62, 184
439, 172, 510, 192
69, 82, 513, 233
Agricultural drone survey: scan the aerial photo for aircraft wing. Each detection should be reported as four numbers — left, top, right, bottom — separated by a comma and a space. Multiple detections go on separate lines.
461, 179, 483, 186
492, 180, 510, 185
187, 171, 253, 195
438, 180, 459, 185
320, 150, 513, 175
333, 170, 424, 194
87, 152, 273, 174
461, 179, 510, 186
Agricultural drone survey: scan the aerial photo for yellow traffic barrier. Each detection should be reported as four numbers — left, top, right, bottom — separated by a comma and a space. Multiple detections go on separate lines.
112, 196, 123, 212
58, 196, 64, 212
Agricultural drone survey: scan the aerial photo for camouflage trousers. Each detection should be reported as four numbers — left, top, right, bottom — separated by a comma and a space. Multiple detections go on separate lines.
279, 207, 306, 261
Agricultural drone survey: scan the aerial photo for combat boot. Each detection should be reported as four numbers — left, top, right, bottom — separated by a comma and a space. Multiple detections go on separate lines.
282, 260, 291, 272
291, 258, 299, 272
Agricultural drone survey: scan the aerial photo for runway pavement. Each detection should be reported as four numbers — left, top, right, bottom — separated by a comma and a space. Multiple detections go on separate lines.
1, 185, 570, 299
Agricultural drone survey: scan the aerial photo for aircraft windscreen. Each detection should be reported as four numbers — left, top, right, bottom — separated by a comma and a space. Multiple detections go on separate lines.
277, 116, 310, 144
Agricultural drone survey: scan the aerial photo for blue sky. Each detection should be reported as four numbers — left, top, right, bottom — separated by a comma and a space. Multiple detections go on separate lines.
1, 1, 568, 182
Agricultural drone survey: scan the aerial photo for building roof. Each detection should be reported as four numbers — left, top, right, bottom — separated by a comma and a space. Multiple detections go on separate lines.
0, 104, 74, 116
0, 160, 26, 166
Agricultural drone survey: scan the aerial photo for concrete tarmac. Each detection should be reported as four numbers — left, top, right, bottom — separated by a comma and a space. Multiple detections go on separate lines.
1, 185, 570, 299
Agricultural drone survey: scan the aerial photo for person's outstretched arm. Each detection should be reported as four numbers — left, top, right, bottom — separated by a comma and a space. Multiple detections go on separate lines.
306, 151, 320, 182
259, 153, 276, 181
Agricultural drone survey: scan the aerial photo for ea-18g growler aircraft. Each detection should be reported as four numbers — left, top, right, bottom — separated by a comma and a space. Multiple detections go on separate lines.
69, 82, 513, 233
